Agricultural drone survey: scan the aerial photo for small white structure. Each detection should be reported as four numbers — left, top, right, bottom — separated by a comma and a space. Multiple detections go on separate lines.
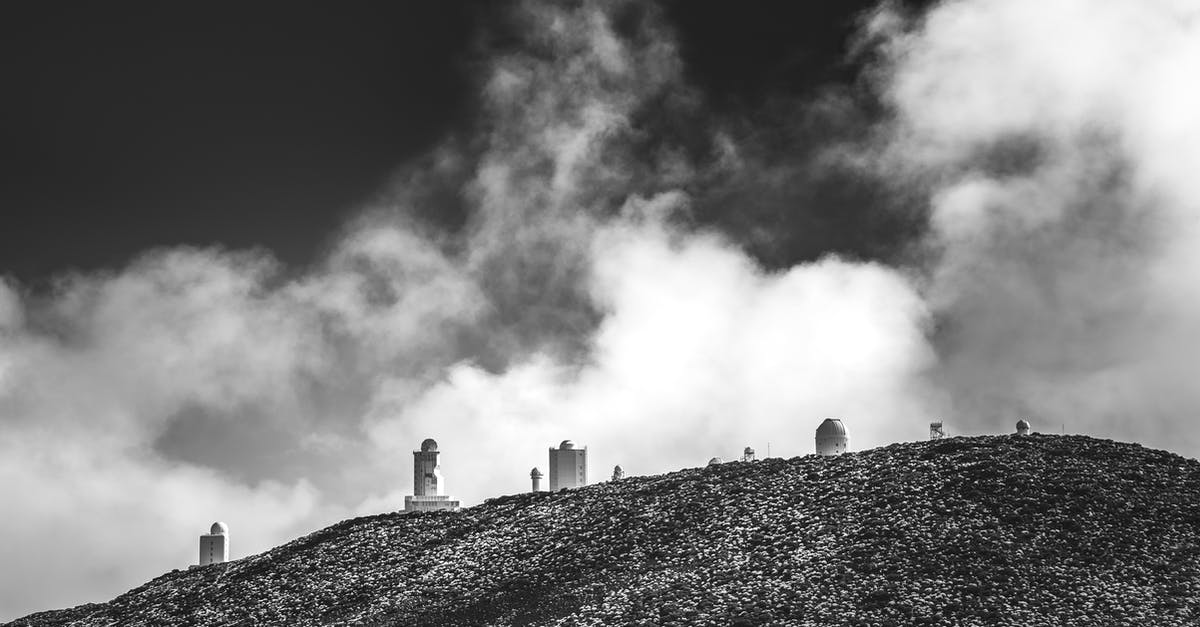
1016, 420, 1031, 436
742, 446, 756, 462
816, 418, 849, 456
549, 440, 587, 491
930, 421, 946, 440
530, 467, 543, 492
707, 457, 724, 466
199, 522, 229, 566
404, 438, 460, 512
611, 465, 624, 481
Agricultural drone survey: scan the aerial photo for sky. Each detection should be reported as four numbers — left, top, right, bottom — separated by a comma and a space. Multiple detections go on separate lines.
4, 0, 1200, 620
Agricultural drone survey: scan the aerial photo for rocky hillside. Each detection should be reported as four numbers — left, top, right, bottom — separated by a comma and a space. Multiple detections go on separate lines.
10, 434, 1200, 626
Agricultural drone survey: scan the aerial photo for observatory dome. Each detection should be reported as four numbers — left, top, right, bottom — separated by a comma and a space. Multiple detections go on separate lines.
707, 457, 724, 466
816, 418, 847, 437
815, 418, 849, 456
559, 440, 575, 450
1016, 420, 1031, 435
420, 438, 438, 452
530, 467, 543, 478
210, 522, 229, 535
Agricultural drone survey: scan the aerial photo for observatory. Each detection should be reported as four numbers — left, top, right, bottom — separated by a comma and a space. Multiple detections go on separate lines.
612, 465, 624, 481
742, 446, 756, 462
404, 438, 460, 512
815, 418, 849, 456
707, 457, 724, 466
549, 440, 587, 491
530, 467, 543, 492
1016, 420, 1031, 436
199, 522, 229, 566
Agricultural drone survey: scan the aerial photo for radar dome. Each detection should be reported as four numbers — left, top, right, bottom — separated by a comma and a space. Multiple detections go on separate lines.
559, 440, 575, 450
210, 522, 229, 535
420, 438, 439, 452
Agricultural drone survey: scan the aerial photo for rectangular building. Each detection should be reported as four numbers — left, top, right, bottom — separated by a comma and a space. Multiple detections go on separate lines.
549, 440, 587, 491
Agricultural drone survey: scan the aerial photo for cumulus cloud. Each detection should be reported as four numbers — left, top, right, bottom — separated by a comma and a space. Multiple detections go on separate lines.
856, 0, 1200, 448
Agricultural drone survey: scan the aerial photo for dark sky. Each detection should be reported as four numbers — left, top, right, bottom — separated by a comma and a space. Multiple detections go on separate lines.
1, 1, 894, 282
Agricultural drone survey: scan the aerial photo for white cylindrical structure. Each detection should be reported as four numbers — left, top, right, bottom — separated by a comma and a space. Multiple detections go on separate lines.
530, 467, 543, 492
815, 418, 849, 456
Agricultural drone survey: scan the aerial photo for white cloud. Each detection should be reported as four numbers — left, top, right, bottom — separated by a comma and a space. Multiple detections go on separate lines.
863, 0, 1200, 448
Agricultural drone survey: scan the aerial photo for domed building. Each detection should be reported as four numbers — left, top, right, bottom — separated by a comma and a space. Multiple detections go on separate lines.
1016, 420, 1031, 436
707, 457, 724, 466
816, 418, 849, 456
530, 467, 543, 492
549, 439, 587, 490
405, 437, 460, 513
611, 465, 625, 481
199, 521, 229, 566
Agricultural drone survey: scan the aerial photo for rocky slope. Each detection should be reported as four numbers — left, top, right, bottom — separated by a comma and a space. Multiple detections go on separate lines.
10, 434, 1200, 626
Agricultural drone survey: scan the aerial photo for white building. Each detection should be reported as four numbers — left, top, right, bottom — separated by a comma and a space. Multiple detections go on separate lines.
549, 440, 587, 491
530, 467, 543, 492
199, 522, 229, 566
816, 418, 849, 456
404, 438, 460, 512
1016, 419, 1031, 435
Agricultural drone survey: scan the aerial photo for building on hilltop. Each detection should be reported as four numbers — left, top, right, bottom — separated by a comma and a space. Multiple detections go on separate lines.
742, 446, 756, 462
1016, 420, 1031, 435
199, 522, 229, 566
930, 421, 946, 440
549, 440, 587, 491
612, 465, 624, 481
816, 418, 849, 456
404, 438, 460, 512
707, 457, 724, 466
530, 467, 543, 492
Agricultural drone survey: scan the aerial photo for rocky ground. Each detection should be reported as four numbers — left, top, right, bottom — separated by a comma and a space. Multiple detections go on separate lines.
10, 434, 1200, 626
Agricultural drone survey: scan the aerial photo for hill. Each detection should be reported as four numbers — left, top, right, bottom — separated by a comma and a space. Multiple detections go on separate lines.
9, 434, 1200, 626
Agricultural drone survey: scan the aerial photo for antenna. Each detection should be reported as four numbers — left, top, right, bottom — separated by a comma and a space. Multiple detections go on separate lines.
767, 441, 771, 458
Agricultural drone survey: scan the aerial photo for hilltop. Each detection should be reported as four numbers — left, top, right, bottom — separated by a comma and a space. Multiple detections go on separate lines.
10, 435, 1200, 626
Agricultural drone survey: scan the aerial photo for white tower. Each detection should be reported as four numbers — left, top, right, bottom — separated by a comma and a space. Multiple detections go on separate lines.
530, 467, 543, 492
815, 418, 849, 456
548, 440, 587, 491
404, 438, 460, 512
1016, 419, 1031, 435
199, 522, 229, 566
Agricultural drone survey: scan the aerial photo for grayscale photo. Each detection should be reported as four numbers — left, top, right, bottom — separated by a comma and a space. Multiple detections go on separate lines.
3, 0, 1200, 625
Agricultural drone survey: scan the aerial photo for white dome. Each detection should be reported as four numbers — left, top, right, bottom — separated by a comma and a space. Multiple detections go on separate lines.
530, 467, 543, 477
816, 418, 847, 437
420, 438, 439, 452
210, 522, 229, 535
707, 457, 724, 466
559, 440, 575, 450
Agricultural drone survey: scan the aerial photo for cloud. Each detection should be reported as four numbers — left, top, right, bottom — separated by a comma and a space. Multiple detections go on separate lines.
855, 0, 1200, 448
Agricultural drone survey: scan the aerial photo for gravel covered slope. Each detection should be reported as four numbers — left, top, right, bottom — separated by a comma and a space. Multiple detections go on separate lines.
11, 434, 1200, 626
